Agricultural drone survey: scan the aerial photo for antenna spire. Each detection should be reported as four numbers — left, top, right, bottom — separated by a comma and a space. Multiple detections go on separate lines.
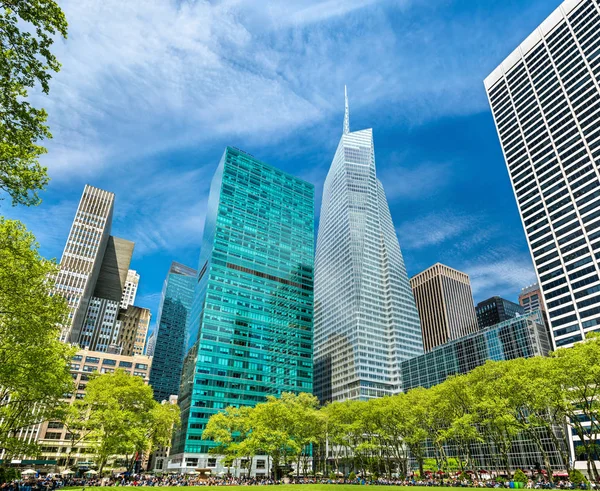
343, 85, 350, 135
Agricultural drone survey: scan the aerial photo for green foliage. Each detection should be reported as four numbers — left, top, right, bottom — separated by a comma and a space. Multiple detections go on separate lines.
513, 469, 528, 483
75, 370, 180, 474
0, 0, 68, 206
201, 335, 600, 479
569, 470, 587, 485
348, 472, 356, 480
0, 217, 74, 459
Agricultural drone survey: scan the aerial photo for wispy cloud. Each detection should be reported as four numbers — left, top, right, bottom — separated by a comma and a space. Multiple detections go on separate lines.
397, 210, 486, 250
464, 252, 536, 302
28, 0, 513, 184
381, 161, 452, 202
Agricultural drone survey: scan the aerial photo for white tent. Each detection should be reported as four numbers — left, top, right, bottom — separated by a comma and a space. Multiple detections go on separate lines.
22, 470, 36, 475
85, 470, 98, 475
61, 470, 74, 475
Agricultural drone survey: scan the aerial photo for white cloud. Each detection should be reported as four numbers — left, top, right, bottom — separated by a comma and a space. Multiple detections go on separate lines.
465, 254, 536, 302
397, 210, 483, 250
29, 0, 502, 184
380, 161, 452, 202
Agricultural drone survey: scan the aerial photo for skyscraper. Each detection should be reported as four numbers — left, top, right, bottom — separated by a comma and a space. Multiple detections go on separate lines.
313, 88, 423, 404
53, 185, 115, 343
53, 184, 149, 355
145, 330, 157, 357
148, 261, 196, 403
121, 270, 140, 309
410, 263, 479, 352
169, 147, 314, 471
476, 296, 525, 329
116, 305, 151, 356
485, 0, 600, 348
520, 282, 552, 340
78, 236, 135, 351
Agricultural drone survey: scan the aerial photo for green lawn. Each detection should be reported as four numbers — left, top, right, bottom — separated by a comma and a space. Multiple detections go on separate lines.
64, 487, 434, 491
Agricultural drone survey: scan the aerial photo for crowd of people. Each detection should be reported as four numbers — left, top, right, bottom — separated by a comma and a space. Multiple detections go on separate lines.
0, 475, 594, 490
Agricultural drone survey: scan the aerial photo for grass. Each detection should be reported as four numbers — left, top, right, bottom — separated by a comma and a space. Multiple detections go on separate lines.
64, 487, 435, 491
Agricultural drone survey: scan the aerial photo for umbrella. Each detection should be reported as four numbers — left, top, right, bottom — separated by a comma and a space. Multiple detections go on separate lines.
61, 470, 74, 475
85, 470, 98, 475
187, 470, 199, 475
22, 470, 37, 475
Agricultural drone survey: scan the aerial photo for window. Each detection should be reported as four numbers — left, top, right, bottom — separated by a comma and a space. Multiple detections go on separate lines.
44, 432, 62, 440
85, 357, 100, 363
207, 458, 217, 468
119, 361, 132, 368
102, 358, 116, 366
135, 363, 148, 370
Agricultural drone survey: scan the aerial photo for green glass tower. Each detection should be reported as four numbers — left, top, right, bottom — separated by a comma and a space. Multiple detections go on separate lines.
169, 147, 314, 470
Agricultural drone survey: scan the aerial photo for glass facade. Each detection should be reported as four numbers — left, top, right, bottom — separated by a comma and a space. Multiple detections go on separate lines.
400, 311, 551, 392
313, 89, 423, 403
475, 296, 525, 329
170, 147, 314, 459
149, 262, 197, 403
485, 0, 600, 349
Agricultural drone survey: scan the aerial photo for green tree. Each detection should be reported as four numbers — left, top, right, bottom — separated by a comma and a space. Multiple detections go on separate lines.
0, 217, 74, 460
513, 469, 528, 484
79, 370, 170, 475
550, 333, 600, 481
0, 0, 68, 205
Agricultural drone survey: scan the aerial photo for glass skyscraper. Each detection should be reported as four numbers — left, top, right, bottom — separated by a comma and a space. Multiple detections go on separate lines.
149, 261, 196, 403
313, 88, 423, 403
485, 0, 600, 349
169, 147, 314, 471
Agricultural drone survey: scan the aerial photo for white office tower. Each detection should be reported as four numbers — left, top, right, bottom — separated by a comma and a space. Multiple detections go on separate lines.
121, 269, 140, 308
53, 185, 115, 343
485, 0, 600, 349
313, 88, 424, 403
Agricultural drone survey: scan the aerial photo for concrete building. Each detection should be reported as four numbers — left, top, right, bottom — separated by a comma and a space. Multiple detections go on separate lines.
410, 263, 479, 352
313, 87, 423, 404
36, 349, 151, 469
121, 270, 140, 309
485, 0, 600, 350
116, 305, 151, 356
53, 185, 115, 343
520, 282, 552, 340
53, 185, 151, 356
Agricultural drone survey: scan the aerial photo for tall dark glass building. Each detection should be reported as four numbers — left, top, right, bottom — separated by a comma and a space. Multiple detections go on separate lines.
169, 147, 314, 472
148, 261, 196, 402
475, 296, 525, 329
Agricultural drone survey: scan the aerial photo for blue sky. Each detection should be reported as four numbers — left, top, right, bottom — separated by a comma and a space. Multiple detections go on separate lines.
5, 0, 563, 333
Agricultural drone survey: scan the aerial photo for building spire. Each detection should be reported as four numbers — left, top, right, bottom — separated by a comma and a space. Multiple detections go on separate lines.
343, 85, 350, 135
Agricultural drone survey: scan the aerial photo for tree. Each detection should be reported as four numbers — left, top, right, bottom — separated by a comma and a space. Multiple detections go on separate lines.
550, 334, 600, 482
0, 0, 67, 206
0, 217, 74, 460
78, 370, 169, 475
514, 469, 528, 484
